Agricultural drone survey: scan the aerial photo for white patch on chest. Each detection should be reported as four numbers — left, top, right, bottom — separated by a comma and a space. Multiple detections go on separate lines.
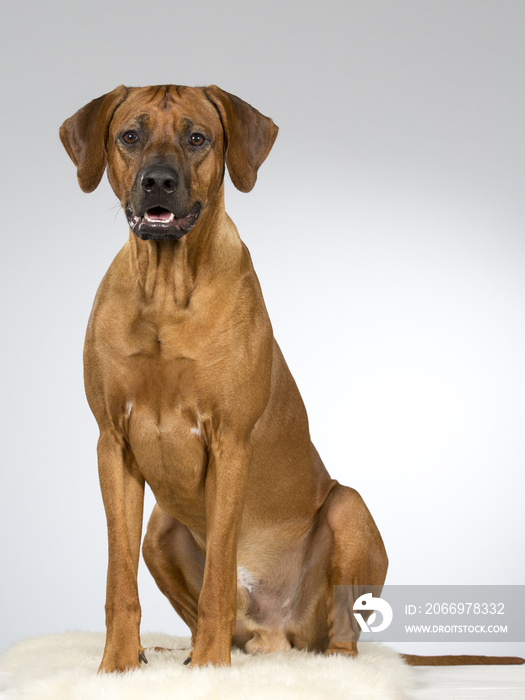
190, 423, 202, 438
125, 401, 133, 417
237, 566, 257, 593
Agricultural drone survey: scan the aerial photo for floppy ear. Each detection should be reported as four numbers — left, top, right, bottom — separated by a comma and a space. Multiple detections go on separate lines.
59, 85, 128, 193
205, 85, 278, 193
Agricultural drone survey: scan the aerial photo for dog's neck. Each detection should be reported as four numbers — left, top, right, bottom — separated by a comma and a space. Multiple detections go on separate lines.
127, 187, 241, 308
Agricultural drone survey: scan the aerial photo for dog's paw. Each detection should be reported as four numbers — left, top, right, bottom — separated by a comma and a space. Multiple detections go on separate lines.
98, 646, 146, 673
188, 646, 232, 667
325, 641, 358, 658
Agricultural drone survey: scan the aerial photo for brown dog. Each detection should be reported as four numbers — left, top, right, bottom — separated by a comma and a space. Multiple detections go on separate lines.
60, 84, 388, 672
60, 83, 405, 676
60, 85, 525, 673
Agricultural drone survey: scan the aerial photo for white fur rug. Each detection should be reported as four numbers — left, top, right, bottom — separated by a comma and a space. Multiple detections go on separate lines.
0, 631, 414, 699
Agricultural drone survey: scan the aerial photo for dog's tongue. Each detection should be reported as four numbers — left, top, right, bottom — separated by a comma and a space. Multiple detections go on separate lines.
146, 206, 173, 222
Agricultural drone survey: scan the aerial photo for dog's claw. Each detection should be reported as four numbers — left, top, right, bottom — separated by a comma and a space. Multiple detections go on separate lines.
139, 652, 148, 664
183, 655, 191, 665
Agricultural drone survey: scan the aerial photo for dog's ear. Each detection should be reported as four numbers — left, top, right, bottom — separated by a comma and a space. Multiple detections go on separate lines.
59, 86, 128, 193
205, 86, 278, 193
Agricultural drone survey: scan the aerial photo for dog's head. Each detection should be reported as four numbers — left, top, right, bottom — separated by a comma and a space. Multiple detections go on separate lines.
60, 85, 278, 241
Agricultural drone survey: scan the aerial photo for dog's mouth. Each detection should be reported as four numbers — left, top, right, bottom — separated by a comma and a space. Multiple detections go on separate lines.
126, 203, 201, 241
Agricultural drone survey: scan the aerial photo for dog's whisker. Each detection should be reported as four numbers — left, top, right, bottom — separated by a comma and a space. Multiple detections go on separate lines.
106, 203, 124, 224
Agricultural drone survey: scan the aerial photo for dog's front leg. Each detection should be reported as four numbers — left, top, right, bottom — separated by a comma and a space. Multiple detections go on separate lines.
189, 438, 250, 667
97, 431, 146, 673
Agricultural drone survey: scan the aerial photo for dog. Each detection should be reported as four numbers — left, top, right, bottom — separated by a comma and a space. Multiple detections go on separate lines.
60, 85, 522, 672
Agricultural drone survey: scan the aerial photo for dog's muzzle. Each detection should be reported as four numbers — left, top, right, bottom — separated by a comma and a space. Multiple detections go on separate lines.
126, 164, 201, 241
126, 203, 201, 241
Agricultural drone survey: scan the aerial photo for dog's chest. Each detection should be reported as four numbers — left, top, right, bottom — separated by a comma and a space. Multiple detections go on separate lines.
87, 278, 259, 526
106, 316, 220, 526
126, 395, 208, 525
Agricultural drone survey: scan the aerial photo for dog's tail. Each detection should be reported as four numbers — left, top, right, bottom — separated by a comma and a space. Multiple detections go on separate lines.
402, 654, 525, 666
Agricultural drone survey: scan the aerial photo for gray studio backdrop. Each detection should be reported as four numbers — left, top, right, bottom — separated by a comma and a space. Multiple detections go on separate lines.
1, 0, 524, 659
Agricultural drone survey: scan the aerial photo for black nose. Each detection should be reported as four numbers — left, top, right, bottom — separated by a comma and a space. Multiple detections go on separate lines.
140, 165, 179, 196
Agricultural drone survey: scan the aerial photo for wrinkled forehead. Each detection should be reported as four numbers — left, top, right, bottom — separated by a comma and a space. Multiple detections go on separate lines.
110, 85, 222, 135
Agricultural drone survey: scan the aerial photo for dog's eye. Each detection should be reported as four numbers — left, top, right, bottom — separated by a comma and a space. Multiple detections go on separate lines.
189, 133, 206, 147
122, 131, 139, 145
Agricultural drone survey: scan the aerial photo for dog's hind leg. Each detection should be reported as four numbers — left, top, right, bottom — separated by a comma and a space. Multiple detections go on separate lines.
321, 485, 388, 657
142, 505, 204, 645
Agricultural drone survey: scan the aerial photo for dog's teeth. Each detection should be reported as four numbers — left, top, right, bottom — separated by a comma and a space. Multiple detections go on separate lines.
145, 211, 175, 223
